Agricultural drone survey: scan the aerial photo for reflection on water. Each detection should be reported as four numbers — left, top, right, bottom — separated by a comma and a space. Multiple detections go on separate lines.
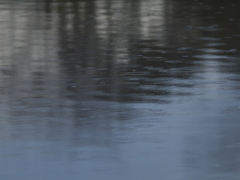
1, 0, 240, 179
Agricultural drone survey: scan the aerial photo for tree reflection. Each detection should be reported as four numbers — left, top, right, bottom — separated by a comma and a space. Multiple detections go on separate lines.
1, 0, 240, 179
50, 0, 203, 105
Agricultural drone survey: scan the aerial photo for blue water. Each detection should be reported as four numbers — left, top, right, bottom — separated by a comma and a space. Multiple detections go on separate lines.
1, 0, 240, 179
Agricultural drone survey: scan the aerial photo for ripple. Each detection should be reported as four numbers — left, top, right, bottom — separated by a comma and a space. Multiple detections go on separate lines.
194, 54, 231, 60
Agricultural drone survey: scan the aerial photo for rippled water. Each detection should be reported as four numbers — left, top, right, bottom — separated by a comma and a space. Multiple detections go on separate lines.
1, 0, 240, 179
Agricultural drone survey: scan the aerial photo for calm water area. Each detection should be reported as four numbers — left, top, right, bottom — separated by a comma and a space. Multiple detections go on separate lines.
0, 0, 240, 179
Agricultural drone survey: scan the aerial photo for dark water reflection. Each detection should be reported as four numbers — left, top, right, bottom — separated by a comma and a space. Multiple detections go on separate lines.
1, 0, 240, 179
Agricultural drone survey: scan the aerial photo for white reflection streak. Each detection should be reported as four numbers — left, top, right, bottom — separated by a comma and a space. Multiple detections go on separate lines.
140, 0, 165, 39
95, 0, 166, 64
0, 2, 61, 99
0, 4, 12, 65
95, 0, 129, 64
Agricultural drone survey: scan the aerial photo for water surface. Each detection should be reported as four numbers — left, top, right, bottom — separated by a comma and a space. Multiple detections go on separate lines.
1, 0, 240, 179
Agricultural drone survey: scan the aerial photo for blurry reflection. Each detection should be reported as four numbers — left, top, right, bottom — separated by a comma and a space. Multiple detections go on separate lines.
1, 0, 240, 179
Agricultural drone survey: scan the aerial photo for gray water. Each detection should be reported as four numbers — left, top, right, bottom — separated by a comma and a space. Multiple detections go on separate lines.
1, 0, 240, 179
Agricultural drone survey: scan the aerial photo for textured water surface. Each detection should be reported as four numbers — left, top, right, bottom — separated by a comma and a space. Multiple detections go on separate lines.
0, 0, 240, 179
